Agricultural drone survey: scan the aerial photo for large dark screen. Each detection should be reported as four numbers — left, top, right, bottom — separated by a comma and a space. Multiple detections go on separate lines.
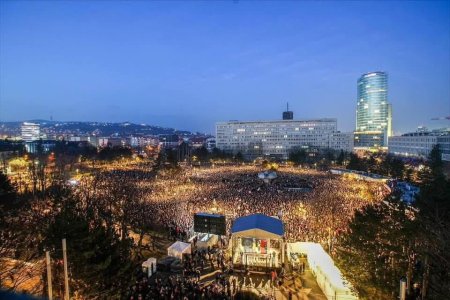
194, 213, 226, 235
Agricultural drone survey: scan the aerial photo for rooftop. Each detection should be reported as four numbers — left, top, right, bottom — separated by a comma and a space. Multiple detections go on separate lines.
232, 213, 284, 236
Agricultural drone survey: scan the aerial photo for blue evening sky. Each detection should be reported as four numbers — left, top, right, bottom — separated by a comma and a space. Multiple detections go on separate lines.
1, 1, 449, 134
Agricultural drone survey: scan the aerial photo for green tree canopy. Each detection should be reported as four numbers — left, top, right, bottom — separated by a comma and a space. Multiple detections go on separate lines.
346, 153, 366, 171
336, 193, 415, 300
42, 191, 134, 298
289, 149, 307, 165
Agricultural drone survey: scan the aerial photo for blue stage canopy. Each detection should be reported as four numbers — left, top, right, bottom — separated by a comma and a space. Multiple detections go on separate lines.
232, 213, 284, 237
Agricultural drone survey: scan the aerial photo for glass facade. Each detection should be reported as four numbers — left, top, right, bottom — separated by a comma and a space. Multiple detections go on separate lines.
355, 72, 392, 148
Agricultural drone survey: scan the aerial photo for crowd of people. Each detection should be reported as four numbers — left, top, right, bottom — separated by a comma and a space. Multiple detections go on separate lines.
73, 162, 389, 250
126, 271, 230, 300
127, 246, 239, 300
71, 162, 389, 297
135, 164, 388, 246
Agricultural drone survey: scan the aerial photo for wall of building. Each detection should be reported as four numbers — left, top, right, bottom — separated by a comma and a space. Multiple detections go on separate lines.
388, 133, 450, 161
216, 119, 352, 159
21, 122, 40, 142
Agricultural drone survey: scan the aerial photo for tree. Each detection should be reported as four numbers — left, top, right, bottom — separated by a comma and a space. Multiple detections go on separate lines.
289, 149, 307, 165
415, 144, 450, 298
390, 157, 405, 179
347, 153, 366, 171
0, 172, 17, 260
210, 147, 221, 159
97, 146, 132, 161
193, 146, 208, 162
43, 192, 133, 298
340, 144, 450, 299
235, 151, 244, 161
324, 149, 335, 163
0, 172, 16, 207
165, 148, 178, 165
367, 155, 378, 173
0, 173, 46, 294
336, 150, 345, 166
335, 193, 415, 299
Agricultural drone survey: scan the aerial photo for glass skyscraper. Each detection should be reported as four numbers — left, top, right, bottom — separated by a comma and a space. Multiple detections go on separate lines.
355, 71, 392, 148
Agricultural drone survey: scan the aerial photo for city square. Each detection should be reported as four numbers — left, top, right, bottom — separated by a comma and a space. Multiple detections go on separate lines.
1, 1, 449, 299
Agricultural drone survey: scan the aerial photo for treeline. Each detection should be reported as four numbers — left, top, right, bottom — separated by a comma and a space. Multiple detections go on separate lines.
289, 148, 337, 168
53, 141, 133, 161
289, 147, 411, 180
163, 146, 239, 165
97, 146, 133, 161
0, 139, 25, 153
1, 139, 133, 162
335, 145, 450, 299
21, 140, 133, 162
346, 152, 407, 179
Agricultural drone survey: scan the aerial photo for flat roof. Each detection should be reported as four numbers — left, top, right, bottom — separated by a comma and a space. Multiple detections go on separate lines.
216, 118, 337, 125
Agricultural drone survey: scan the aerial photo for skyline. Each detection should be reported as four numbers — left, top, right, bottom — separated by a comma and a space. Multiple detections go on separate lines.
1, 1, 449, 134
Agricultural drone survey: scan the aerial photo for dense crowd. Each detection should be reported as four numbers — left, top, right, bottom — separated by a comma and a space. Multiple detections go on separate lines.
104, 164, 388, 246
127, 246, 237, 300
127, 271, 230, 300
155, 166, 385, 244
2, 161, 390, 298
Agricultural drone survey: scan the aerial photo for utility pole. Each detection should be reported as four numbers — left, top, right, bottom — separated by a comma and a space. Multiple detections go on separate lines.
62, 239, 70, 300
45, 251, 53, 300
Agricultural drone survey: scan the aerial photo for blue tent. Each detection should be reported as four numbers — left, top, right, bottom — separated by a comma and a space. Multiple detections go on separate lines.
231, 214, 284, 239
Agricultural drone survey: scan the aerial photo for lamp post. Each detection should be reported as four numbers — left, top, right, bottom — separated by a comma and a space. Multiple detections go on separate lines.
62, 239, 70, 300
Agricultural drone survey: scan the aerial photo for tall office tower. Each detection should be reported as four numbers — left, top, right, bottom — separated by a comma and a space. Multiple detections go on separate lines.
21, 122, 40, 142
282, 103, 294, 120
354, 71, 392, 148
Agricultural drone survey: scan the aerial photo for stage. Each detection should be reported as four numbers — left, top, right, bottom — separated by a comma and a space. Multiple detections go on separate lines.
230, 214, 284, 269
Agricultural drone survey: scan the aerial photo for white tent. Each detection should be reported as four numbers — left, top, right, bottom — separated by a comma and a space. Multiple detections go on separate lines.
142, 257, 157, 277
288, 242, 358, 300
167, 241, 191, 261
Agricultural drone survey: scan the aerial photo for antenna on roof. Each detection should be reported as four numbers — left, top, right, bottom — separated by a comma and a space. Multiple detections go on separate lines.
282, 102, 293, 120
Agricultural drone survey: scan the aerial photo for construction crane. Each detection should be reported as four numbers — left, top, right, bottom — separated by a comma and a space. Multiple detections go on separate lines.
430, 116, 450, 120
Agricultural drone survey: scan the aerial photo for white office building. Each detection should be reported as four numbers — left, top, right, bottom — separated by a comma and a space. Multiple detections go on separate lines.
388, 129, 450, 161
216, 118, 352, 159
329, 132, 354, 153
21, 122, 40, 142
